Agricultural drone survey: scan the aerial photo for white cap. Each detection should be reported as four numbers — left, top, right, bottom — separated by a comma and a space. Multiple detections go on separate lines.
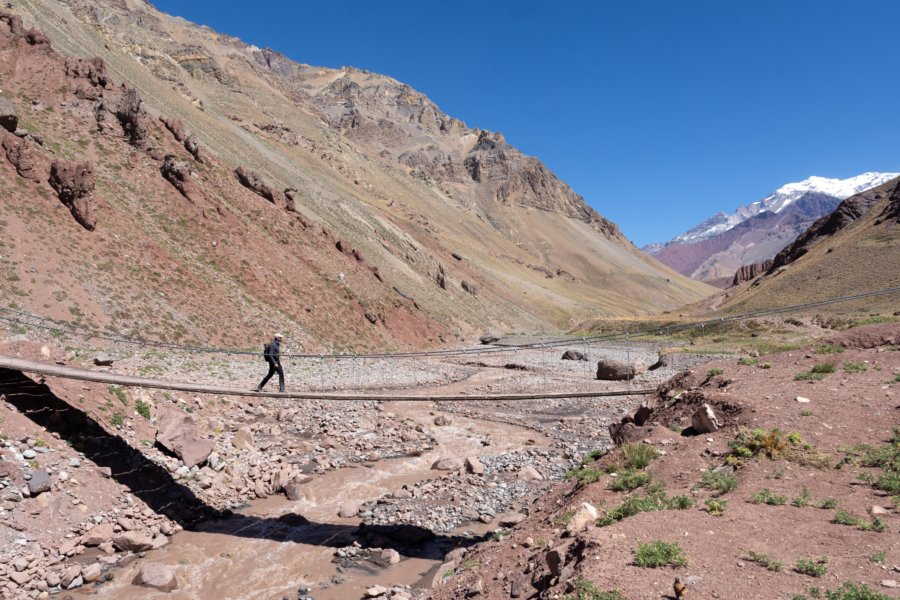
274, 333, 283, 339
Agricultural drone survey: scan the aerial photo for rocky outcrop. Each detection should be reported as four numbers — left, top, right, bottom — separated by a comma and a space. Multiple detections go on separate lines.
1, 132, 41, 181
234, 166, 286, 207
48, 160, 96, 231
0, 11, 24, 36
159, 115, 186, 141
0, 96, 18, 132
114, 86, 150, 146
183, 135, 205, 163
63, 57, 109, 99
731, 259, 773, 286
160, 154, 203, 202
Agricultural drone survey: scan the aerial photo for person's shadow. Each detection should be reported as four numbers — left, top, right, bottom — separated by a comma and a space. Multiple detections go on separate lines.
0, 368, 480, 560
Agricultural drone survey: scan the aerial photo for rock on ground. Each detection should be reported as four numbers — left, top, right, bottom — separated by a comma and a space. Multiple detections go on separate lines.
133, 562, 177, 592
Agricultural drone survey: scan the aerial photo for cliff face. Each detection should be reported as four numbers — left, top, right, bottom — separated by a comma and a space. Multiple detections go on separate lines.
0, 0, 712, 350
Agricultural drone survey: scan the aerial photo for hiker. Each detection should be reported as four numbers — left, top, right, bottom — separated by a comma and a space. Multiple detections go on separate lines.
257, 333, 285, 392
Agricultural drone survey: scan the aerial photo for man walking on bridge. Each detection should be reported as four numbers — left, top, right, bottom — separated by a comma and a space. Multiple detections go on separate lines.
257, 333, 285, 393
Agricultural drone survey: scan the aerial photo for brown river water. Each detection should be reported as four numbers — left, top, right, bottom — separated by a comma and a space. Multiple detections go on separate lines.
71, 400, 549, 600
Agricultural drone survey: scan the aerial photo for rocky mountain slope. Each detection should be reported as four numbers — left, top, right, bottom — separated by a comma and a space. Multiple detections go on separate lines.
645, 173, 898, 286
0, 0, 711, 352
721, 175, 900, 314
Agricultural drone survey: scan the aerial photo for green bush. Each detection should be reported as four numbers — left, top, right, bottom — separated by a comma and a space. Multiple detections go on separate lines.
842, 362, 867, 373
822, 582, 894, 600
705, 498, 728, 516
746, 549, 783, 572
565, 466, 603, 485
706, 368, 724, 378
633, 541, 687, 568
795, 557, 828, 577
596, 485, 693, 527
135, 399, 151, 419
738, 357, 758, 366
814, 344, 844, 354
832, 510, 885, 532
811, 363, 836, 374
614, 443, 660, 471
110, 413, 124, 427
561, 578, 627, 600
699, 470, 737, 494
792, 486, 812, 507
608, 469, 652, 492
749, 488, 787, 505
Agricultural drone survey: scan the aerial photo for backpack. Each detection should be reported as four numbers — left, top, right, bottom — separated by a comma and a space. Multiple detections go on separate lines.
263, 343, 271, 362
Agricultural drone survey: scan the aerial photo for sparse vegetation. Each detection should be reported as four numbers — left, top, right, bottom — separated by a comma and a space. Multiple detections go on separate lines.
727, 427, 826, 466
611, 443, 660, 471
818, 498, 838, 509
738, 357, 758, 366
706, 367, 724, 378
794, 557, 828, 578
746, 549, 783, 572
814, 343, 844, 354
135, 399, 151, 419
561, 578, 627, 600
108, 385, 128, 406
758, 362, 772, 369
608, 469, 652, 492
704, 498, 728, 516
565, 466, 603, 485
831, 510, 885, 532
792, 486, 812, 507
867, 551, 886, 564
842, 362, 867, 373
110, 413, 125, 427
749, 488, 787, 505
596, 484, 693, 527
633, 541, 687, 568
699, 470, 737, 495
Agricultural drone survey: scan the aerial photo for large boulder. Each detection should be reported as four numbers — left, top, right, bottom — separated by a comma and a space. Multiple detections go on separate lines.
27, 470, 52, 495
565, 502, 599, 535
133, 562, 177, 592
48, 160, 96, 230
691, 403, 721, 434
479, 333, 499, 344
431, 457, 464, 471
561, 349, 586, 361
80, 523, 115, 546
596, 358, 646, 380
155, 413, 214, 468
0, 97, 18, 133
113, 531, 154, 552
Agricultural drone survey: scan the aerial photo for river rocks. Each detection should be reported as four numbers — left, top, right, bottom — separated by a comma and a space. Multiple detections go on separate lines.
691, 403, 721, 434
464, 456, 484, 475
113, 531, 154, 552
232, 426, 255, 451
27, 470, 51, 495
60, 565, 81, 588
283, 477, 313, 501
338, 501, 360, 518
160, 154, 204, 202
155, 413, 214, 468
81, 562, 102, 583
596, 357, 646, 380
80, 523, 114, 546
561, 349, 586, 361
431, 457, 463, 471
49, 160, 97, 231
517, 466, 543, 481
564, 502, 598, 535
380, 548, 401, 565
133, 562, 177, 592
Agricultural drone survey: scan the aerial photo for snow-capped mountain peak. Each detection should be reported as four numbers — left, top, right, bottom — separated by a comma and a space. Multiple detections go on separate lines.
667, 172, 898, 245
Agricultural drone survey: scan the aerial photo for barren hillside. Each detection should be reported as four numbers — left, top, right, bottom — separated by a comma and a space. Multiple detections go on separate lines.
0, 0, 711, 352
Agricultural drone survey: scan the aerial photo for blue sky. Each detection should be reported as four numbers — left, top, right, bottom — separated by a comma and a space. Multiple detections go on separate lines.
151, 0, 899, 247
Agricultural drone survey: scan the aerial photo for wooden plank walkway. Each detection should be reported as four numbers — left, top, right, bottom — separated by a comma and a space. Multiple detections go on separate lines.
0, 355, 655, 401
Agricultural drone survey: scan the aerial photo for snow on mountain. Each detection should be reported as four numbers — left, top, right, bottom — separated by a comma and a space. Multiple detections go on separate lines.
663, 172, 899, 247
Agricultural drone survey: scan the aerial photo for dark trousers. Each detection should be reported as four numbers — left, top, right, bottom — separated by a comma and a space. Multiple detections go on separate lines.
258, 361, 284, 392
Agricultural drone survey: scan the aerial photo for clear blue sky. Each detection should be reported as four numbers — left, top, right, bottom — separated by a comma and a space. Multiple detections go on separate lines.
151, 0, 899, 246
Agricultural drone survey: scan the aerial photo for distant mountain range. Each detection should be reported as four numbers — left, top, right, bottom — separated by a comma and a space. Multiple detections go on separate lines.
643, 172, 899, 286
